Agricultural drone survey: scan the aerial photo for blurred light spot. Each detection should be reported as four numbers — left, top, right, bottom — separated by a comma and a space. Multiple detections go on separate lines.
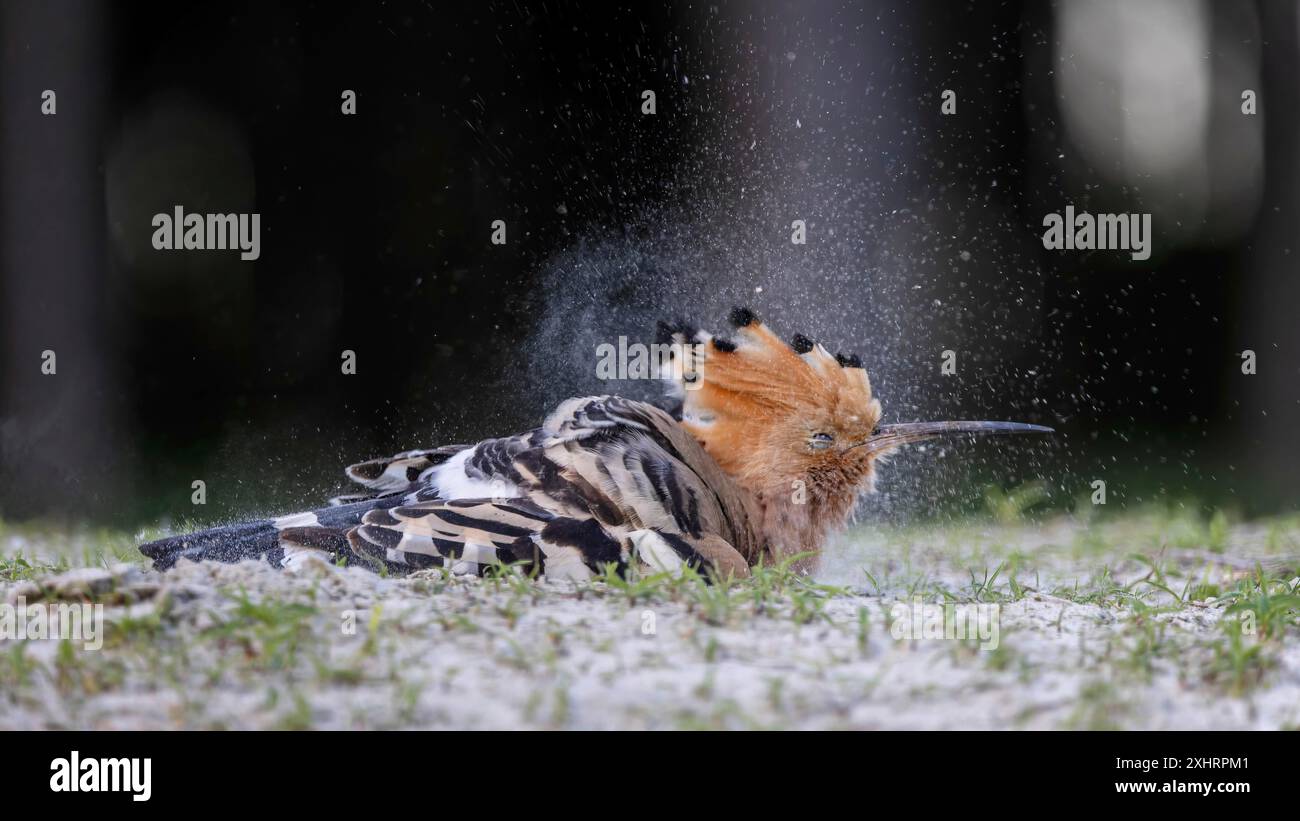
1054, 0, 1262, 243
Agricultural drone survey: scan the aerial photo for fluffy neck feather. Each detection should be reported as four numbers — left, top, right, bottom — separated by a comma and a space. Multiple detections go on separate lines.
744, 463, 869, 571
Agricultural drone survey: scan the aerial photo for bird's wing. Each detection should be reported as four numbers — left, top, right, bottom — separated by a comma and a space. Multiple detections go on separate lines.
542, 396, 764, 560
338, 444, 471, 497
347, 396, 763, 579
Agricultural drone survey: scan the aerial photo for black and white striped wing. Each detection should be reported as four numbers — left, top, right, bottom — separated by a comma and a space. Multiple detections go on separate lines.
346, 396, 761, 579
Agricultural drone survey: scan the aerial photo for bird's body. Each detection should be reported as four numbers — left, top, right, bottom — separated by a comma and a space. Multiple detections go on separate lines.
140, 310, 1050, 578
142, 396, 764, 579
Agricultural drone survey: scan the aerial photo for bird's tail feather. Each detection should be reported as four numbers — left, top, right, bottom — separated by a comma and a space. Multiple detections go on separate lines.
138, 496, 405, 572
138, 519, 280, 570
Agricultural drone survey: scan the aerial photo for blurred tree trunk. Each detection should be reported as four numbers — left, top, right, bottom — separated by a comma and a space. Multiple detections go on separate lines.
1242, 0, 1300, 501
0, 0, 119, 519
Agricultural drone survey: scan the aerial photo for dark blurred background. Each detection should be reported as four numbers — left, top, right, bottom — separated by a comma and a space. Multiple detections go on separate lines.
2, 0, 1297, 529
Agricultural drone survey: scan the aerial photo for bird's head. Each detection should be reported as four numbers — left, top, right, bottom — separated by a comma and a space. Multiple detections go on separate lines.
657, 308, 1051, 554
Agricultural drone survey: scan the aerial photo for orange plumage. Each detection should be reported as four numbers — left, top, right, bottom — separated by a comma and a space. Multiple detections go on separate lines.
658, 308, 887, 567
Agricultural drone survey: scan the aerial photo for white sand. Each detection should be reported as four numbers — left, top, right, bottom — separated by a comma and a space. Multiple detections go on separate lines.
1, 514, 1297, 729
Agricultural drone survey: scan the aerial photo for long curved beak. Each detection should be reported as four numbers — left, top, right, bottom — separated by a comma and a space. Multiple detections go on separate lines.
858, 420, 1054, 454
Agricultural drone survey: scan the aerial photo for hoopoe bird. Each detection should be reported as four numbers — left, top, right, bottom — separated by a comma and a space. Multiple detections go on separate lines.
140, 308, 1051, 579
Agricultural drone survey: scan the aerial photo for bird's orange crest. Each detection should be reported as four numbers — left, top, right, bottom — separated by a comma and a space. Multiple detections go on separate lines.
656, 307, 1051, 562
657, 308, 883, 501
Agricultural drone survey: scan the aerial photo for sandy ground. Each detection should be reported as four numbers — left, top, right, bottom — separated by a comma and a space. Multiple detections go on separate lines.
1, 512, 1298, 729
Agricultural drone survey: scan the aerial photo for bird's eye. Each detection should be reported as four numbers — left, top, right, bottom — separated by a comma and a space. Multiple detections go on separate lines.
810, 432, 834, 450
